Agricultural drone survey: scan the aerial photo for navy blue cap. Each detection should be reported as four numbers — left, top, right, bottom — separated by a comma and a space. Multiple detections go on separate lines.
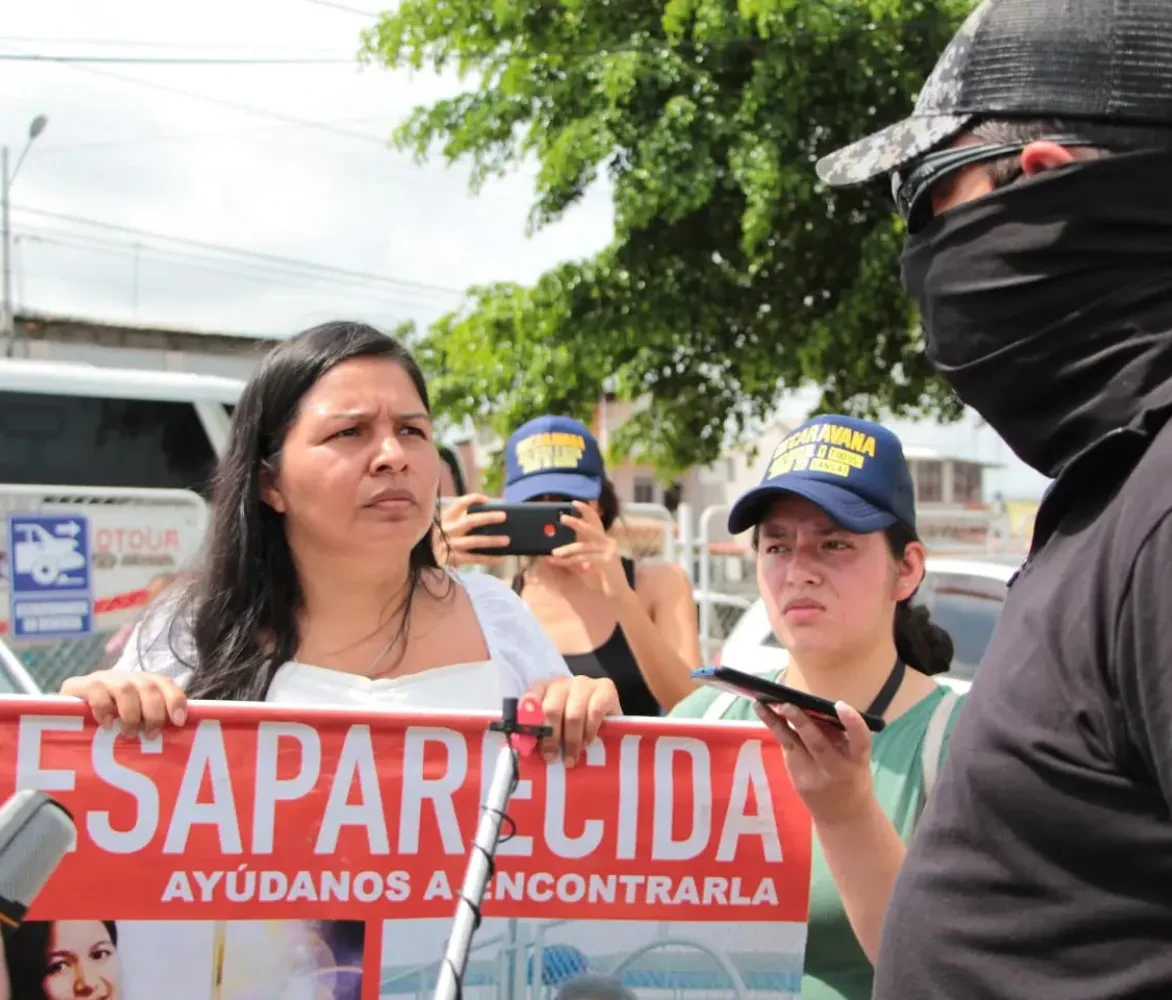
503, 416, 604, 502
728, 415, 917, 536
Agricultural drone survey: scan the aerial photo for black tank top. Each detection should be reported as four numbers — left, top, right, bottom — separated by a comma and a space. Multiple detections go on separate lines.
513, 557, 661, 717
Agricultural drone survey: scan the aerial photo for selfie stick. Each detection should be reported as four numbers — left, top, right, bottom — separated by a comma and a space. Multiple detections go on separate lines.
433, 697, 551, 1000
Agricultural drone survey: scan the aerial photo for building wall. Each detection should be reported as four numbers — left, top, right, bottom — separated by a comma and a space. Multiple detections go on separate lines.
591, 398, 796, 521
13, 314, 274, 381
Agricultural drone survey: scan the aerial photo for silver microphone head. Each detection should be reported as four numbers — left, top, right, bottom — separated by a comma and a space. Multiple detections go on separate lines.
0, 790, 76, 928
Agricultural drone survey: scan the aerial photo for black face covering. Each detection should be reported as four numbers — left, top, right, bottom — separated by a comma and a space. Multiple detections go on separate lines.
901, 150, 1172, 479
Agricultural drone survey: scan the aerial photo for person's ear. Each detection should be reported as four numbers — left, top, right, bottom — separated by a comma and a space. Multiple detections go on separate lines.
894, 539, 926, 603
259, 461, 286, 513
1019, 140, 1080, 178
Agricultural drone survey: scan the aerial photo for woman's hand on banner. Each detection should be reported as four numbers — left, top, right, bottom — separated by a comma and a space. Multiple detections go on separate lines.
550, 501, 631, 599
60, 670, 188, 739
437, 493, 510, 567
755, 700, 874, 827
527, 674, 621, 767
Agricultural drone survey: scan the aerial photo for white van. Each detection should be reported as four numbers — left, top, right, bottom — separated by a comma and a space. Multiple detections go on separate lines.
0, 357, 242, 490
0, 359, 245, 690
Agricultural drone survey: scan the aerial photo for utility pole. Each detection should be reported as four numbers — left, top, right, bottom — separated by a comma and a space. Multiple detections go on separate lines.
2, 145, 11, 358
2, 114, 49, 358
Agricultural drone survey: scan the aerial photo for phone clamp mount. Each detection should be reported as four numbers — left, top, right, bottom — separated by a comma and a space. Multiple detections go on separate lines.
433, 697, 552, 1000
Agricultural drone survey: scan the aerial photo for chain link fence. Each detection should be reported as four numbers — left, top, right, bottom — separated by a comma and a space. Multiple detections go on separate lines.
610, 503, 676, 563
11, 632, 117, 692
5, 503, 752, 687
694, 592, 752, 664
6, 495, 1017, 690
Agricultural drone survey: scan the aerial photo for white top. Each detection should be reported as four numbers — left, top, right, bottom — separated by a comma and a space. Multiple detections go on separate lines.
112, 571, 570, 711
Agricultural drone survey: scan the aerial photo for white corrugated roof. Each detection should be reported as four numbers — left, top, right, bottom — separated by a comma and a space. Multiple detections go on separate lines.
0, 357, 245, 404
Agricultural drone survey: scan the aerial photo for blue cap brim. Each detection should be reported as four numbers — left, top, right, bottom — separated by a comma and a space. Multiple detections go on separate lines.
727, 480, 898, 535
504, 471, 603, 503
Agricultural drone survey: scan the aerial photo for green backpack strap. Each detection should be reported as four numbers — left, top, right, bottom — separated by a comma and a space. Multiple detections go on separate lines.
921, 688, 961, 799
702, 667, 789, 721
703, 688, 743, 720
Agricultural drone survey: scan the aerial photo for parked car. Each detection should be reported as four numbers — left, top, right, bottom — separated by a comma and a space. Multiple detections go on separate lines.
0, 358, 243, 689
0, 635, 43, 694
0, 356, 240, 493
714, 556, 1021, 694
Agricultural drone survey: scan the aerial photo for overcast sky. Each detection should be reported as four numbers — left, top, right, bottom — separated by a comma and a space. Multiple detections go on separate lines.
0, 0, 1049, 499
2, 0, 614, 338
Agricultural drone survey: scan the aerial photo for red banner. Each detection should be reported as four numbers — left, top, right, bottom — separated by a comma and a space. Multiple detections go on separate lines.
0, 698, 811, 1000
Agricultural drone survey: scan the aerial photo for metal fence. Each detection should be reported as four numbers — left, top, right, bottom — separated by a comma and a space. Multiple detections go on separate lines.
1, 490, 1027, 693
612, 502, 678, 563
615, 501, 751, 663
693, 590, 752, 664
378, 918, 801, 1000
0, 484, 209, 692
13, 631, 118, 693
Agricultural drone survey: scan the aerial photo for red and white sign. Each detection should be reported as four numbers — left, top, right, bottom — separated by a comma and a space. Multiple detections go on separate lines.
0, 486, 208, 638
0, 699, 812, 1000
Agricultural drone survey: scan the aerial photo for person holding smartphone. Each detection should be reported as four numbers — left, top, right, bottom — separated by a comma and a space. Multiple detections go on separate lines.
60, 323, 618, 765
440, 416, 700, 715
671, 414, 962, 1000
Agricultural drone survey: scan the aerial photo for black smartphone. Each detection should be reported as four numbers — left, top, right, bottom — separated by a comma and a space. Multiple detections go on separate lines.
691, 666, 886, 732
466, 502, 577, 556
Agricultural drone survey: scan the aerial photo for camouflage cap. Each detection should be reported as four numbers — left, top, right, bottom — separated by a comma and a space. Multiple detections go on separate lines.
817, 0, 1172, 187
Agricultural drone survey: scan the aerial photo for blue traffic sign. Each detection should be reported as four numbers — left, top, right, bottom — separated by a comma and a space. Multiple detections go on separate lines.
6, 514, 93, 638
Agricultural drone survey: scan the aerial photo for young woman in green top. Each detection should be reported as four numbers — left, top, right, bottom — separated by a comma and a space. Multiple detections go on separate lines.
672, 414, 965, 1000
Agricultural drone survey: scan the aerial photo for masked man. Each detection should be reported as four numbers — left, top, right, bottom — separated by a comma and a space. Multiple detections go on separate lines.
816, 1, 1172, 997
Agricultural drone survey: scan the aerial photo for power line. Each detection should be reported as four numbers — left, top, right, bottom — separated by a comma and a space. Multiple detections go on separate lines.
29, 126, 541, 202
302, 0, 383, 16
10, 206, 463, 300
0, 53, 357, 65
4, 12, 957, 76
31, 116, 389, 153
0, 36, 350, 52
19, 223, 385, 290
24, 55, 392, 147
15, 226, 444, 312
26, 127, 545, 209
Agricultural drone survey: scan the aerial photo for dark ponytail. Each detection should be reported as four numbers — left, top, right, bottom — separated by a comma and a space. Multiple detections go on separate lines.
598, 476, 621, 531
885, 524, 953, 675
438, 444, 468, 496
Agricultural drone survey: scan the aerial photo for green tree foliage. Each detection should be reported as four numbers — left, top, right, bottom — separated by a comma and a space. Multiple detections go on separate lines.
362, 0, 973, 480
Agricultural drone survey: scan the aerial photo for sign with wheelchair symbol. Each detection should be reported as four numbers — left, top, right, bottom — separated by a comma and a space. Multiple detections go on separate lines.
6, 514, 93, 637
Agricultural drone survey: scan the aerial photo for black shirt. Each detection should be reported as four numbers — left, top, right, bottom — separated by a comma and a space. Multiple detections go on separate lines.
513, 558, 661, 717
874, 412, 1172, 999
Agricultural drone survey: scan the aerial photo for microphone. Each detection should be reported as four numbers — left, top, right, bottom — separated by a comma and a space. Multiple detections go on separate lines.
0, 790, 76, 929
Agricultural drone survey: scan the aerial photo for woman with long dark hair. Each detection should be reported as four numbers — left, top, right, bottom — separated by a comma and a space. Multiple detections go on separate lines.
672, 415, 964, 1000
6, 920, 121, 1000
62, 323, 618, 760
441, 416, 700, 716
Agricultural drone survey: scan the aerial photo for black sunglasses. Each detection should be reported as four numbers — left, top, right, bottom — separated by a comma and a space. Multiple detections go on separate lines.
891, 134, 1100, 233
